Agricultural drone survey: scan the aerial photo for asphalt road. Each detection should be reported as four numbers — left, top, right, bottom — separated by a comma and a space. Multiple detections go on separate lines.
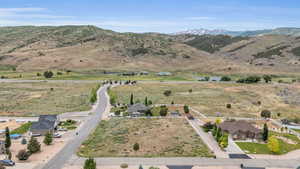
36, 85, 109, 169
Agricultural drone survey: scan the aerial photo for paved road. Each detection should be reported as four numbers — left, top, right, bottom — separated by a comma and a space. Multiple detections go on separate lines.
67, 157, 300, 168
36, 85, 109, 169
187, 119, 228, 158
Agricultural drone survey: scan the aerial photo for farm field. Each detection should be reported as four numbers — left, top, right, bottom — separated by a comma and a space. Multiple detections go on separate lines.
78, 118, 213, 157
111, 82, 300, 119
0, 82, 98, 116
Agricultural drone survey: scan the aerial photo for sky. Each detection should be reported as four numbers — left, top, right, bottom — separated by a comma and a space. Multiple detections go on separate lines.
1, 0, 300, 33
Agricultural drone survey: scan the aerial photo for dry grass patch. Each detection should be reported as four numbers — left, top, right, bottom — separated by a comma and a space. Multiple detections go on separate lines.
0, 82, 97, 116
111, 82, 300, 118
78, 118, 213, 157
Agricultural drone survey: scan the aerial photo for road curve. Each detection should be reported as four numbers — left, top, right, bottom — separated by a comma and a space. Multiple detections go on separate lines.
36, 85, 109, 169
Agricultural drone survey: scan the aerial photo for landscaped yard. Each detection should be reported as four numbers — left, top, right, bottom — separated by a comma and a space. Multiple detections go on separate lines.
78, 118, 213, 157
236, 132, 300, 155
111, 82, 300, 118
0, 82, 98, 116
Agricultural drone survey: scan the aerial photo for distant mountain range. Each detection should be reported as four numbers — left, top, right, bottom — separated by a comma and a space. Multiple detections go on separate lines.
174, 27, 300, 37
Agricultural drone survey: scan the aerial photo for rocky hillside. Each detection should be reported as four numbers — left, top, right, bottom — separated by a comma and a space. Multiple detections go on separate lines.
0, 26, 300, 75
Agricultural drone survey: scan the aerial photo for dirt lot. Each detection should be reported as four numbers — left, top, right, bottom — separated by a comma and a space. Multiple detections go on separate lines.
0, 82, 98, 116
111, 82, 300, 119
0, 120, 23, 131
78, 118, 213, 157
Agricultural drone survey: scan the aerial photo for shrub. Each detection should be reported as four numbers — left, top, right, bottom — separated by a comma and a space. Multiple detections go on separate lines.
183, 105, 189, 114
203, 122, 214, 132
43, 71, 54, 78
268, 136, 280, 154
36, 73, 41, 76
221, 76, 231, 81
188, 89, 193, 93
226, 104, 231, 109
43, 132, 53, 145
27, 137, 41, 154
16, 149, 30, 161
133, 143, 140, 151
237, 76, 261, 84
57, 72, 63, 75
120, 163, 128, 168
263, 75, 272, 83
21, 138, 27, 145
84, 158, 96, 169
261, 110, 271, 118
159, 105, 168, 116
163, 90, 172, 96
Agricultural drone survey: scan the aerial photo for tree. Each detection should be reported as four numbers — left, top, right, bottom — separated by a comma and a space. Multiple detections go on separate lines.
226, 104, 231, 109
261, 110, 271, 118
133, 143, 140, 151
159, 106, 168, 116
183, 105, 189, 114
130, 93, 134, 105
221, 76, 231, 81
27, 137, 41, 154
148, 100, 152, 105
84, 158, 96, 169
263, 75, 272, 83
268, 136, 280, 153
43, 132, 53, 145
262, 123, 269, 142
43, 71, 54, 78
144, 97, 148, 106
188, 89, 193, 93
21, 138, 27, 145
16, 149, 30, 161
139, 165, 144, 169
89, 88, 97, 104
4, 127, 11, 149
163, 90, 172, 96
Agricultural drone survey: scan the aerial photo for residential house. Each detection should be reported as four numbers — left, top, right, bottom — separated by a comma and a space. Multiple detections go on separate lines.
139, 71, 149, 75
209, 76, 222, 82
170, 111, 181, 116
127, 103, 150, 117
157, 72, 172, 76
218, 120, 262, 140
30, 115, 59, 136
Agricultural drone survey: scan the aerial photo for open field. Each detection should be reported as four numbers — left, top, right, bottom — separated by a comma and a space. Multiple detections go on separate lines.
111, 82, 300, 119
236, 132, 300, 155
78, 118, 213, 157
0, 82, 98, 116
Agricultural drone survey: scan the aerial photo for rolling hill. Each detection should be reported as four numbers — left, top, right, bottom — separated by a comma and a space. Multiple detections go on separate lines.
0, 26, 300, 75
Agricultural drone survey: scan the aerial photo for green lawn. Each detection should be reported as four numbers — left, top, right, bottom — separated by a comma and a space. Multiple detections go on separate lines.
11, 122, 32, 134
236, 132, 300, 155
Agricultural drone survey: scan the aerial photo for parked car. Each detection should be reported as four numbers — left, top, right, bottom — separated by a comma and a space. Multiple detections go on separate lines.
53, 133, 62, 138
57, 128, 67, 131
0, 160, 15, 166
31, 133, 41, 137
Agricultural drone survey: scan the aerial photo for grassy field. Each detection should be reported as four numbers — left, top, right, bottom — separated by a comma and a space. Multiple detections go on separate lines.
11, 122, 32, 134
236, 132, 300, 155
0, 82, 98, 116
111, 82, 300, 118
78, 118, 213, 157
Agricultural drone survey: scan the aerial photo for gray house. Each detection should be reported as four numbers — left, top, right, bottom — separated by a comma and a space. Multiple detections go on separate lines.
127, 103, 150, 117
157, 72, 172, 76
30, 115, 59, 136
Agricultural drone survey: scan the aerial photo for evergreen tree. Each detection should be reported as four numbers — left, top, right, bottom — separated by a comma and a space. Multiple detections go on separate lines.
5, 127, 11, 149
130, 93, 134, 105
183, 105, 190, 114
262, 123, 269, 142
144, 97, 148, 106
84, 158, 96, 169
27, 137, 41, 154
43, 132, 53, 145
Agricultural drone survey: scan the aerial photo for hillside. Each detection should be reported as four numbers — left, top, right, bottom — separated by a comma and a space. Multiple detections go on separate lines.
0, 26, 300, 75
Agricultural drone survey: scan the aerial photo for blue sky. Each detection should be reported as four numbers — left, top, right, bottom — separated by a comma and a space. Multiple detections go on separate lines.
1, 0, 300, 33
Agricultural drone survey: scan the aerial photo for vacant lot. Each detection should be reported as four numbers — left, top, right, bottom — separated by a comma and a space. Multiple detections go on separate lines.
0, 82, 97, 116
78, 118, 213, 157
111, 82, 300, 118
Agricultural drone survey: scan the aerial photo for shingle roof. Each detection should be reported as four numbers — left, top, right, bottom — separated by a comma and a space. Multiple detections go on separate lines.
30, 115, 57, 131
127, 103, 149, 113
218, 120, 261, 134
